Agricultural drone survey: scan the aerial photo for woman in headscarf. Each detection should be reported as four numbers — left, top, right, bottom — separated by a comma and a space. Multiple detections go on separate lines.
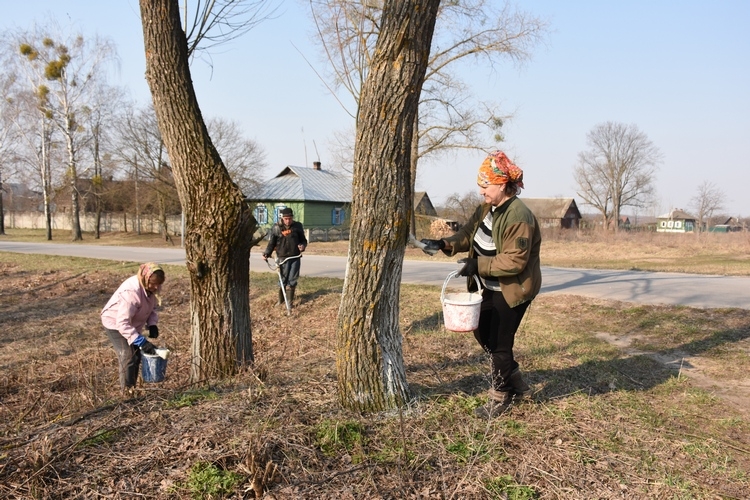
421, 151, 542, 418
101, 262, 165, 393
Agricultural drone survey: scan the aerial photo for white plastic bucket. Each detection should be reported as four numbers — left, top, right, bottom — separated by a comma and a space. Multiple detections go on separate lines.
441, 271, 483, 332
141, 352, 168, 383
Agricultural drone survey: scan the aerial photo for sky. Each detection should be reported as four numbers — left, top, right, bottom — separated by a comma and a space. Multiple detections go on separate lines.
3, 1, 749, 218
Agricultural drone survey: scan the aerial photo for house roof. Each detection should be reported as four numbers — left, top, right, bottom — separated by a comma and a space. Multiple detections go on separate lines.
520, 197, 581, 219
246, 165, 352, 203
414, 191, 438, 216
658, 209, 696, 220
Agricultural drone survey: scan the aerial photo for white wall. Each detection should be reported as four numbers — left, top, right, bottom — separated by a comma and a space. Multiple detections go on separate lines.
3, 211, 183, 235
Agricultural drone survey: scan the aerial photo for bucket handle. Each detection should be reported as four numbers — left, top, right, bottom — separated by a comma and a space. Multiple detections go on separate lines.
441, 271, 482, 304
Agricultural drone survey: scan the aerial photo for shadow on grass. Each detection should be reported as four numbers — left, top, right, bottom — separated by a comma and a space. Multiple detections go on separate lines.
407, 319, 750, 403
408, 312, 443, 332
297, 285, 343, 306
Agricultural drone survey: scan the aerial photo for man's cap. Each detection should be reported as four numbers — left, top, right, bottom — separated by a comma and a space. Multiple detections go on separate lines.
280, 207, 293, 216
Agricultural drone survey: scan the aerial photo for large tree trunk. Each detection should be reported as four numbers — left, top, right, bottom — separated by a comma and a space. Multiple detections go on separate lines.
336, 0, 440, 413
140, 0, 256, 381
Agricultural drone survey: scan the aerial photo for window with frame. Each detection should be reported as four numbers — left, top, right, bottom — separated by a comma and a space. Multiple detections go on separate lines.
331, 207, 345, 225
254, 204, 268, 225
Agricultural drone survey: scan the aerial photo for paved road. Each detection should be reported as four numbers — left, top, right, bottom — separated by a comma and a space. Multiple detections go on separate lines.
1, 241, 748, 309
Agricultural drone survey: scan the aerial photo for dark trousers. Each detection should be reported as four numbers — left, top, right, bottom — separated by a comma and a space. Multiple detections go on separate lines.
279, 257, 301, 288
105, 328, 141, 389
473, 290, 530, 392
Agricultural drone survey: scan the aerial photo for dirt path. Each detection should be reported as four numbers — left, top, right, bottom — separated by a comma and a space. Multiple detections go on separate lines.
596, 331, 750, 418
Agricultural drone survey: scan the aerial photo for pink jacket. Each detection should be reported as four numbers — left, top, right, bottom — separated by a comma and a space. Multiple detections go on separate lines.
101, 275, 158, 345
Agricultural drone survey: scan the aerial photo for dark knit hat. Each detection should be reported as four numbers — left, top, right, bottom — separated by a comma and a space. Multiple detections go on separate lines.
280, 207, 293, 216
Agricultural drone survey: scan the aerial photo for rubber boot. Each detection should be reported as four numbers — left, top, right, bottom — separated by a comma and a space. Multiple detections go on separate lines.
287, 286, 296, 309
474, 389, 514, 419
277, 288, 284, 306
508, 368, 532, 400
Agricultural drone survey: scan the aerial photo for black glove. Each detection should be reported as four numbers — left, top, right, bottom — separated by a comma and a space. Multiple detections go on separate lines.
457, 258, 478, 277
420, 239, 445, 255
148, 325, 159, 339
140, 340, 157, 355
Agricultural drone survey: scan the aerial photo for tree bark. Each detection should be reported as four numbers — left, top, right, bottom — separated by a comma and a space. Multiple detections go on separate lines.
0, 175, 5, 235
140, 0, 256, 380
336, 0, 440, 413
65, 116, 83, 241
41, 120, 52, 241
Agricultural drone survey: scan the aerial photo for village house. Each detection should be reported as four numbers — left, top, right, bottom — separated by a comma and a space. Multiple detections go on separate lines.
521, 197, 582, 229
244, 162, 352, 241
656, 209, 697, 233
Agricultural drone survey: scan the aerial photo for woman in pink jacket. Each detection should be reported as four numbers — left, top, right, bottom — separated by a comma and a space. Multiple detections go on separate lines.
101, 262, 164, 392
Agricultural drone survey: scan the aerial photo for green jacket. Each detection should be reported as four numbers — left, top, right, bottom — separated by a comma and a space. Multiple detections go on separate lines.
443, 196, 542, 307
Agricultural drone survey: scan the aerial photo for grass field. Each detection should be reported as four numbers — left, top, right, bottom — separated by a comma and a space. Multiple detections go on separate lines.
1, 229, 749, 498
2, 227, 750, 275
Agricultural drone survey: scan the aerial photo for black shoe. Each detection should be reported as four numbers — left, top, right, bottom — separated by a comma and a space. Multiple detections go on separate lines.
474, 390, 514, 419
508, 368, 532, 399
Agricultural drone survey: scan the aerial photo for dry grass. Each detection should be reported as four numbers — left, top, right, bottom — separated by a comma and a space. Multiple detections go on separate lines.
1, 251, 749, 499
539, 229, 750, 276
3, 227, 749, 275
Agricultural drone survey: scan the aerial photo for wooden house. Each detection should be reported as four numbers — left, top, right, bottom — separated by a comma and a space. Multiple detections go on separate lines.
245, 162, 352, 233
520, 197, 581, 229
656, 209, 697, 233
711, 216, 745, 232
414, 191, 438, 216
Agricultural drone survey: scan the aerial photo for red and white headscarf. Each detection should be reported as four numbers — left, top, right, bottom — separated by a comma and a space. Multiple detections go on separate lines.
477, 150, 524, 189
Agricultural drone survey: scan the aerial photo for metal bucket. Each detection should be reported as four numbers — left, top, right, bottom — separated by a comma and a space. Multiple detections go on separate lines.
141, 351, 168, 383
441, 271, 483, 332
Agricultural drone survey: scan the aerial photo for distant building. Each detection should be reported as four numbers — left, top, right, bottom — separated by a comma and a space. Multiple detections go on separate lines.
711, 216, 745, 232
656, 209, 697, 233
414, 191, 438, 216
245, 162, 352, 236
521, 197, 581, 229
3, 183, 44, 212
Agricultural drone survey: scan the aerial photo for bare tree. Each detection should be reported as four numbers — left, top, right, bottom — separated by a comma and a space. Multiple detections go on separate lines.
182, 0, 279, 60
308, 0, 546, 232
5, 88, 59, 240
574, 122, 662, 232
139, 0, 274, 381
82, 83, 125, 238
690, 180, 724, 232
0, 68, 21, 235
440, 190, 483, 226
16, 27, 116, 241
2, 35, 59, 240
206, 117, 268, 195
336, 0, 440, 413
115, 103, 178, 241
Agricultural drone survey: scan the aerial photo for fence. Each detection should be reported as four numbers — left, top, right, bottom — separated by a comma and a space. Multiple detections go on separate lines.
306, 227, 350, 242
3, 211, 183, 235
3, 210, 354, 241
